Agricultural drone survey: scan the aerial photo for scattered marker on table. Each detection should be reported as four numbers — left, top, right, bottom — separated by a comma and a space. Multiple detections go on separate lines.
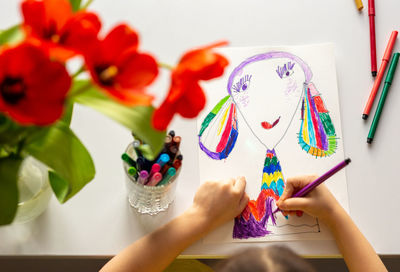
363, 30, 398, 120
368, 0, 377, 77
367, 53, 400, 144
354, 0, 363, 10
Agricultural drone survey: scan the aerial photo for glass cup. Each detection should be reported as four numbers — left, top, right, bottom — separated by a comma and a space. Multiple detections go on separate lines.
123, 143, 180, 215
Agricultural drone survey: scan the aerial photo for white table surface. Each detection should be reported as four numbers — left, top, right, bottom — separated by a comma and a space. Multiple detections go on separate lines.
1, 0, 400, 256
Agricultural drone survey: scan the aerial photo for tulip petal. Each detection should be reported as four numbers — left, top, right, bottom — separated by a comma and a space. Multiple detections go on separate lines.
116, 51, 158, 90
102, 24, 139, 62
176, 82, 206, 118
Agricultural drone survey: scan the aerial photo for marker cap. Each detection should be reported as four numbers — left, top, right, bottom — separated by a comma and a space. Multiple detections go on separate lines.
166, 167, 176, 177
128, 167, 137, 176
385, 53, 400, 84
383, 31, 398, 61
368, 0, 375, 15
139, 170, 149, 179
151, 163, 161, 174
158, 154, 170, 164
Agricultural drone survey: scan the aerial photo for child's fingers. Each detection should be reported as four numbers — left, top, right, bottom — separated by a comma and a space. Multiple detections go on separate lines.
278, 197, 310, 212
233, 176, 246, 194
286, 175, 316, 188
278, 175, 319, 205
296, 210, 304, 217
238, 193, 249, 213
277, 183, 294, 204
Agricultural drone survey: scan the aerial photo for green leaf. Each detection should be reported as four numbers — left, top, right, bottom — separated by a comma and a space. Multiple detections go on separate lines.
0, 156, 22, 225
0, 25, 25, 46
71, 80, 166, 159
69, 0, 82, 11
24, 122, 95, 203
48, 171, 69, 201
0, 114, 43, 147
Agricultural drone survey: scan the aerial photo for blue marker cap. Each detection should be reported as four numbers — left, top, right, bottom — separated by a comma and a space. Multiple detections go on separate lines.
156, 153, 170, 167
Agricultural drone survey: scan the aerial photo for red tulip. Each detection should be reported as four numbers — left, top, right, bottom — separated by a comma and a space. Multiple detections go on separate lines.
21, 0, 101, 61
85, 24, 158, 105
152, 42, 229, 131
0, 43, 71, 125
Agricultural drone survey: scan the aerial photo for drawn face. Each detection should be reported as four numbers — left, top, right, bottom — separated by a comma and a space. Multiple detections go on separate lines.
230, 55, 307, 149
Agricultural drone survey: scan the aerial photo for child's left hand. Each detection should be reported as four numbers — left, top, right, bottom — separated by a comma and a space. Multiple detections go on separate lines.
187, 177, 249, 232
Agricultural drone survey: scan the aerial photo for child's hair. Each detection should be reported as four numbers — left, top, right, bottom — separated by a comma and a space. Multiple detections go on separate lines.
215, 245, 315, 272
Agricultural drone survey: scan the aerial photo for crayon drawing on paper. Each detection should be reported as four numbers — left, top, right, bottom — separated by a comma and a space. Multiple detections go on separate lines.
197, 44, 348, 242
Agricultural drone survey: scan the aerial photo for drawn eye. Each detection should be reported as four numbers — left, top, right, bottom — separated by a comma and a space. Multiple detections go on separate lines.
276, 62, 295, 79
232, 74, 252, 93
282, 70, 294, 78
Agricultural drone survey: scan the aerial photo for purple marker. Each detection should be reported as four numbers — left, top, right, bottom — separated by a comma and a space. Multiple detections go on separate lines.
292, 158, 351, 198
137, 170, 149, 185
274, 158, 351, 214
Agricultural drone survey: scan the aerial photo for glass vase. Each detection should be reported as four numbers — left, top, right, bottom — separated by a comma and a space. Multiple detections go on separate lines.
13, 156, 52, 224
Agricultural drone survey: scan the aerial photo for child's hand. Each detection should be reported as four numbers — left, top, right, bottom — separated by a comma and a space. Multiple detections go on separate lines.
276, 175, 341, 224
187, 177, 249, 232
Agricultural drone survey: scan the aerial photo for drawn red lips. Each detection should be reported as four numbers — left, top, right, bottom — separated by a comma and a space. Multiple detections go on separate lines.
261, 116, 281, 130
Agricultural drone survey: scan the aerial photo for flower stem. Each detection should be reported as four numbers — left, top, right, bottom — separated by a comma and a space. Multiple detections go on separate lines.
158, 62, 174, 70
82, 0, 95, 9
16, 138, 26, 158
72, 66, 85, 78
68, 81, 93, 99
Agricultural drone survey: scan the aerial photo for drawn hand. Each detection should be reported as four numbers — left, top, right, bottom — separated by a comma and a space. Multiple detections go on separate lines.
188, 177, 249, 232
276, 175, 341, 223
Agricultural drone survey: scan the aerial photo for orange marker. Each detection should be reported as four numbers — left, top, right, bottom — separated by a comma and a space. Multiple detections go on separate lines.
363, 31, 398, 120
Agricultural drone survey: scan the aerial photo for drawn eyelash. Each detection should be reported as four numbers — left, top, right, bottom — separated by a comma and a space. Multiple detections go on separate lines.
232, 74, 252, 92
276, 62, 295, 78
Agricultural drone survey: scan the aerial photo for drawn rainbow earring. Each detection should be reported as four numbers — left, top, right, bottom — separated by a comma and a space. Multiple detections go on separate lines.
198, 95, 239, 160
298, 82, 337, 157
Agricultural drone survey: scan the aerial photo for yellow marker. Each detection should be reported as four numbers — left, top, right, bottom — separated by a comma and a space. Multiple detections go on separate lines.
354, 0, 363, 11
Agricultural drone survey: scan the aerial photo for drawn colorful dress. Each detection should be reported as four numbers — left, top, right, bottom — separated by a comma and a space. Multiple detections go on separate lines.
233, 149, 284, 239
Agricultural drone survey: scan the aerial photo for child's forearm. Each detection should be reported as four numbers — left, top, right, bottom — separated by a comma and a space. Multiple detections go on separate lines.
100, 208, 209, 272
100, 178, 248, 272
324, 207, 387, 272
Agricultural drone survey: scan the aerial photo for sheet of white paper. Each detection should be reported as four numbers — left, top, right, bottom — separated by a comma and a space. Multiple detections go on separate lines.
197, 44, 348, 243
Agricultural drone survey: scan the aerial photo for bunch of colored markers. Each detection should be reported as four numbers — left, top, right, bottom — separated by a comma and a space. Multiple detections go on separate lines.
121, 130, 183, 186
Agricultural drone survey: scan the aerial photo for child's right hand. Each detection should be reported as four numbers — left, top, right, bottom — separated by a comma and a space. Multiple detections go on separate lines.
276, 175, 342, 224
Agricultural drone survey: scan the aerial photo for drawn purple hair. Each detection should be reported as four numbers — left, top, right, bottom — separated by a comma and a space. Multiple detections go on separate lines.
227, 51, 312, 96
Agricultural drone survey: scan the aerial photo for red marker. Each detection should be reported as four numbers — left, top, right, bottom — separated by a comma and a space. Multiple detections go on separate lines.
173, 160, 182, 170
146, 172, 162, 186
363, 31, 398, 120
368, 0, 377, 77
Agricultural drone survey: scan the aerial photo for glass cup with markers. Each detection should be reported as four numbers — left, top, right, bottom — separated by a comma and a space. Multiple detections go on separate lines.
122, 130, 183, 215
